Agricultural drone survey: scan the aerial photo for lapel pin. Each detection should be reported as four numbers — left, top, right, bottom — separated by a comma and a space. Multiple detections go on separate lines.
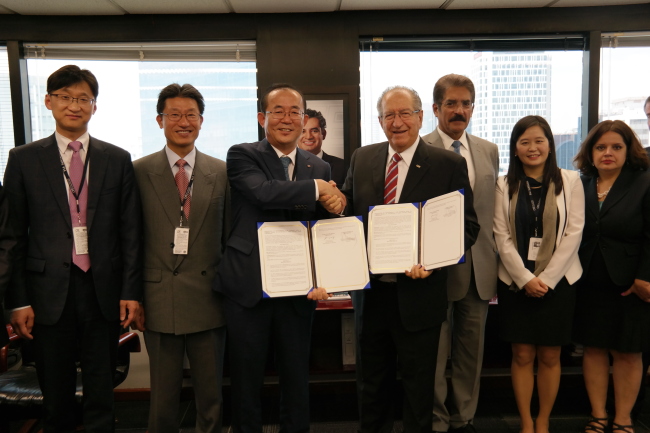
307, 164, 312, 168
416, 164, 421, 168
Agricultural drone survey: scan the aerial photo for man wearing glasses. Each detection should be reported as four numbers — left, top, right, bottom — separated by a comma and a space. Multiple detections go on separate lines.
215, 83, 345, 433
132, 83, 230, 433
340, 85, 479, 433
422, 74, 499, 433
4, 64, 142, 433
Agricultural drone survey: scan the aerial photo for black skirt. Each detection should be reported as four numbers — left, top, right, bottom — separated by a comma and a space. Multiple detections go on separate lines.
573, 249, 650, 353
497, 276, 576, 346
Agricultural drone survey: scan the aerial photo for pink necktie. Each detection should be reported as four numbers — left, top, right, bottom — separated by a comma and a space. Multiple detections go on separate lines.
68, 141, 90, 272
175, 159, 191, 221
384, 153, 402, 204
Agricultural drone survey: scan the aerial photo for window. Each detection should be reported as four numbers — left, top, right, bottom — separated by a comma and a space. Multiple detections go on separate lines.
360, 37, 584, 174
600, 33, 650, 148
0, 47, 15, 179
25, 42, 258, 162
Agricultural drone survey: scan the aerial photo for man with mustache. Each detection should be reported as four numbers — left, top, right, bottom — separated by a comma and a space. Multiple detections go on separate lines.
422, 74, 499, 433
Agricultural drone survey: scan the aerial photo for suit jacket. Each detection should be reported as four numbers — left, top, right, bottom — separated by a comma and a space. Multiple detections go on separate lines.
422, 130, 499, 300
134, 148, 229, 335
0, 183, 15, 348
322, 152, 346, 188
340, 138, 480, 332
579, 169, 650, 287
3, 134, 142, 325
214, 139, 331, 309
494, 169, 584, 290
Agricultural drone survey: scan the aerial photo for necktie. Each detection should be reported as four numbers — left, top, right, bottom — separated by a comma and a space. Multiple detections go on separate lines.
68, 141, 90, 272
384, 153, 402, 204
280, 156, 291, 181
452, 140, 462, 155
175, 159, 191, 221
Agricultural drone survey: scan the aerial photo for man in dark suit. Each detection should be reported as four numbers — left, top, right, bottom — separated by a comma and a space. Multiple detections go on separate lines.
3, 65, 142, 433
0, 183, 15, 349
340, 86, 479, 433
133, 84, 229, 433
300, 108, 346, 186
214, 83, 345, 433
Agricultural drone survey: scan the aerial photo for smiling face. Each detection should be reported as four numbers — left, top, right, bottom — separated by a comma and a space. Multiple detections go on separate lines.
44, 81, 97, 140
156, 97, 203, 157
378, 89, 423, 153
433, 86, 473, 140
258, 88, 306, 154
300, 117, 326, 155
592, 131, 627, 177
515, 125, 550, 178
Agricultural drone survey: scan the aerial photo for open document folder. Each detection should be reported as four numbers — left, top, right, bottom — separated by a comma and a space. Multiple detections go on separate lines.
257, 216, 370, 298
367, 189, 465, 274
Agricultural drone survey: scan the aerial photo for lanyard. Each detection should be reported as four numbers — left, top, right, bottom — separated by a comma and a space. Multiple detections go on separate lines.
60, 146, 90, 224
525, 180, 542, 237
178, 170, 195, 227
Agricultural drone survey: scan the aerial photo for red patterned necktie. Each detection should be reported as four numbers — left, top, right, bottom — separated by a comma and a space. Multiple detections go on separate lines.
384, 153, 402, 204
175, 159, 191, 220
68, 141, 90, 272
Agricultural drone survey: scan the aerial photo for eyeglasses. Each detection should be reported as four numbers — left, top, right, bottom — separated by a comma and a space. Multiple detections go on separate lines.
442, 100, 474, 110
49, 93, 95, 107
265, 110, 304, 120
381, 110, 421, 122
159, 113, 201, 122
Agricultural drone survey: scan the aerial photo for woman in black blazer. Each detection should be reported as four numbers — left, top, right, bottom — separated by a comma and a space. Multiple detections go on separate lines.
574, 120, 650, 433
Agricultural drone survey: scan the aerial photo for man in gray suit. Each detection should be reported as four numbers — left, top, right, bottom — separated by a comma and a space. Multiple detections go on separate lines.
133, 83, 229, 433
422, 74, 498, 433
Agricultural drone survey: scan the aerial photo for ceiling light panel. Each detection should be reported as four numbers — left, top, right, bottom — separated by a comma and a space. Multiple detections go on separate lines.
0, 0, 124, 15
231, 0, 340, 13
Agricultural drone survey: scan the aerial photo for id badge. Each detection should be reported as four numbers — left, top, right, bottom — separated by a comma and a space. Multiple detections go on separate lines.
173, 227, 190, 255
528, 237, 542, 261
73, 226, 89, 255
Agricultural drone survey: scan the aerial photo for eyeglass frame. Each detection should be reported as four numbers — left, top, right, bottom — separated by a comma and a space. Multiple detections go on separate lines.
264, 109, 305, 120
441, 100, 474, 110
48, 93, 96, 107
159, 112, 202, 122
380, 110, 421, 122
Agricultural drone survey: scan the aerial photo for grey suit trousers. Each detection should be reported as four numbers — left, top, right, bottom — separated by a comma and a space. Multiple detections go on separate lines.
145, 327, 226, 433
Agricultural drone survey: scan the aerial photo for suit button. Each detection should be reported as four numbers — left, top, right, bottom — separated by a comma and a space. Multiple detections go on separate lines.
170, 243, 175, 248
201, 271, 207, 276
63, 262, 70, 268
173, 271, 179, 276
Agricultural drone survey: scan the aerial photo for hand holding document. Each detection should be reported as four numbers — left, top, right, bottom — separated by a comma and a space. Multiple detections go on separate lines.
367, 190, 465, 274
257, 216, 370, 298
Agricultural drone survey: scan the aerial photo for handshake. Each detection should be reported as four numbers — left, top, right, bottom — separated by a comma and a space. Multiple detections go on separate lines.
316, 179, 347, 214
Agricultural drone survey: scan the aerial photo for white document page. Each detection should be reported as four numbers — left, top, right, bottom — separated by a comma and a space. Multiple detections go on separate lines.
367, 203, 419, 274
311, 216, 370, 293
257, 221, 313, 297
420, 190, 465, 270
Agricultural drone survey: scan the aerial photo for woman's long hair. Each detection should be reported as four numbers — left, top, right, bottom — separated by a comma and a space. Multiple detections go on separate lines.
505, 115, 563, 198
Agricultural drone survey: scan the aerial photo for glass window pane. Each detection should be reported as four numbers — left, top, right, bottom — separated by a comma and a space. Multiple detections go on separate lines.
27, 59, 258, 161
599, 44, 650, 148
360, 50, 583, 174
0, 47, 15, 179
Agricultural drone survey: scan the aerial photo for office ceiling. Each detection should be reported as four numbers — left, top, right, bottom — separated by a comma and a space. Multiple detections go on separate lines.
0, 0, 647, 15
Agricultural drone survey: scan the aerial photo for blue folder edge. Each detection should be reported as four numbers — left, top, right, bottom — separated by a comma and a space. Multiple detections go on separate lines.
355, 215, 363, 222
457, 254, 466, 264
257, 222, 264, 229
300, 220, 309, 228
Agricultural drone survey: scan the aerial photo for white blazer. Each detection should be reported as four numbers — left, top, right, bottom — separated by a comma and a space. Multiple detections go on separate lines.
494, 169, 585, 290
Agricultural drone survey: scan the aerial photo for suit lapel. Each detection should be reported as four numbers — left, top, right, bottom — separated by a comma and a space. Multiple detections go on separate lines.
400, 139, 431, 202
260, 139, 287, 180
584, 176, 600, 220
185, 151, 216, 250
428, 130, 445, 150
371, 143, 389, 204
600, 169, 635, 217
86, 137, 109, 231
148, 149, 181, 229
39, 134, 72, 227
295, 149, 315, 181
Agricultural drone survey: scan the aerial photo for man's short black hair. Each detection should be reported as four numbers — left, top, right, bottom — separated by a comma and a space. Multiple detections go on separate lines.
304, 108, 326, 130
259, 83, 305, 113
157, 83, 205, 115
47, 65, 99, 99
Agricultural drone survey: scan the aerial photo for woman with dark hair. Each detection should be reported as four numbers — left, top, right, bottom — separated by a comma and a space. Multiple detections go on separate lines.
573, 120, 650, 433
494, 115, 585, 433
